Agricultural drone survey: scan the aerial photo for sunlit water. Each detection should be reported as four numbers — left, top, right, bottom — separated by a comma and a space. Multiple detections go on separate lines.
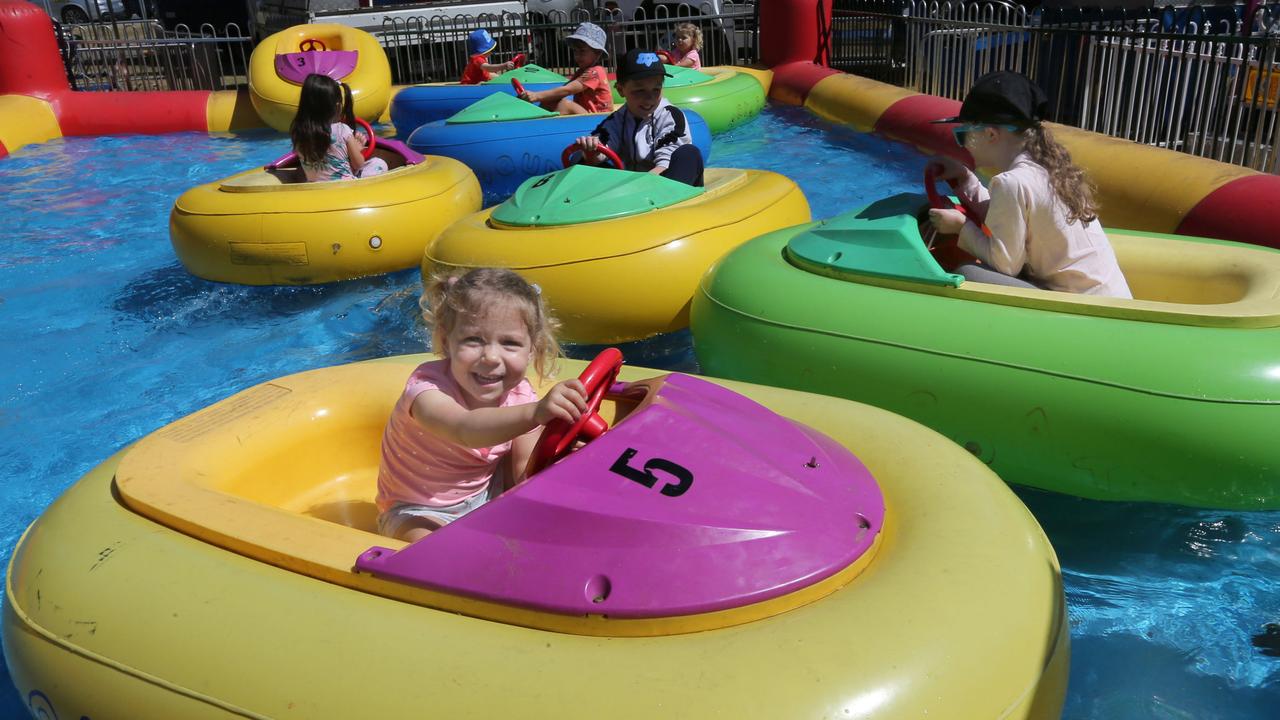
0, 105, 1276, 718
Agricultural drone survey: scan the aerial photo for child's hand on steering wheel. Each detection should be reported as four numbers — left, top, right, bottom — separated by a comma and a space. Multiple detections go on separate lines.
931, 155, 969, 183
534, 379, 587, 426
927, 207, 967, 235
574, 135, 603, 162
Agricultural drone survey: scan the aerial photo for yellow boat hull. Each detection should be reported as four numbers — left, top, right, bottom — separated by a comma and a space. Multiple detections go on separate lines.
170, 156, 481, 285
248, 24, 392, 133
3, 355, 1067, 719
423, 169, 812, 344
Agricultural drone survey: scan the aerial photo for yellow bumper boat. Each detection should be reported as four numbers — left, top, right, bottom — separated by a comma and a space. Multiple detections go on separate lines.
4, 354, 1067, 719
170, 141, 481, 285
248, 24, 392, 133
423, 164, 811, 343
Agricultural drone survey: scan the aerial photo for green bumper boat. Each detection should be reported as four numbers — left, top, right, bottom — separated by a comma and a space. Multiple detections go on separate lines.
691, 192, 1280, 509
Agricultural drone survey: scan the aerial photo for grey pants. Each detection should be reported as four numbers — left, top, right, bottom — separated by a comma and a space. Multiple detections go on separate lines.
955, 263, 1040, 290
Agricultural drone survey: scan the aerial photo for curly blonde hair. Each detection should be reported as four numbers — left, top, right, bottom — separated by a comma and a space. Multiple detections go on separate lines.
421, 267, 562, 380
675, 22, 703, 50
1019, 124, 1099, 224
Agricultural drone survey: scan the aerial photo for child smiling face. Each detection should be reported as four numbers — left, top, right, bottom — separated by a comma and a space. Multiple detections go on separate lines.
618, 76, 664, 119
443, 303, 534, 409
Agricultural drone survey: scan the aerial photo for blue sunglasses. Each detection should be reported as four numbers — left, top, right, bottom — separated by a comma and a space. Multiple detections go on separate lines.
952, 124, 1020, 146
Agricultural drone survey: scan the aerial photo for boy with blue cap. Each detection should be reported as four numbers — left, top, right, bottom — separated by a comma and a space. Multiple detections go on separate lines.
573, 48, 703, 186
460, 28, 514, 85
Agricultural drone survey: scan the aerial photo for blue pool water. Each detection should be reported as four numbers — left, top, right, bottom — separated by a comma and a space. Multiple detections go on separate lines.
1, 105, 1277, 718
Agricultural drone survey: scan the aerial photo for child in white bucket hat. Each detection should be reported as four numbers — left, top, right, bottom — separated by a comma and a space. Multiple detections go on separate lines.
518, 22, 612, 115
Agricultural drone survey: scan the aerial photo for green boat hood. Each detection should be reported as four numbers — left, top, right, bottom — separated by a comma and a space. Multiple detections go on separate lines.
785, 193, 964, 288
611, 64, 712, 101
491, 165, 704, 227
482, 63, 567, 84
447, 92, 557, 124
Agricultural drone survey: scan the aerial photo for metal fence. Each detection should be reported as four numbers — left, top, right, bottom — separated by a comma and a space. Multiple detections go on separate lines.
378, 2, 758, 84
53, 2, 756, 93
56, 19, 252, 92
830, 0, 1280, 173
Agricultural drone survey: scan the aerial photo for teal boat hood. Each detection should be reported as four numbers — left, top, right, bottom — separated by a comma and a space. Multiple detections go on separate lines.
482, 63, 568, 84
447, 92, 557, 124
491, 165, 704, 227
785, 193, 965, 288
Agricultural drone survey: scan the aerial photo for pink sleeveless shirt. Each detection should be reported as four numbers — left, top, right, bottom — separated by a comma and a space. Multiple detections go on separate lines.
376, 359, 538, 511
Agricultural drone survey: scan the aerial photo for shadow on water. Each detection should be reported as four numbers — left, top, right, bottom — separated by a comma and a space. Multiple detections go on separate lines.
1066, 633, 1280, 720
567, 328, 699, 374
1013, 487, 1270, 574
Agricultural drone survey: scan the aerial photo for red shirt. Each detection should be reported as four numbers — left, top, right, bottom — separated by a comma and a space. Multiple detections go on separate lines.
572, 65, 612, 113
460, 54, 491, 85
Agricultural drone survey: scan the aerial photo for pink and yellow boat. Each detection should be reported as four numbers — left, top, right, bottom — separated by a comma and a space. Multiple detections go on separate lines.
3, 352, 1067, 718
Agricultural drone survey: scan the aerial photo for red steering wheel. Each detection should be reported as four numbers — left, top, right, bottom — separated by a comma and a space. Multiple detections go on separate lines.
355, 117, 376, 160
561, 141, 624, 170
923, 162, 982, 266
526, 348, 624, 476
511, 77, 528, 99
512, 53, 527, 68
299, 38, 327, 52
924, 162, 987, 224
655, 49, 674, 64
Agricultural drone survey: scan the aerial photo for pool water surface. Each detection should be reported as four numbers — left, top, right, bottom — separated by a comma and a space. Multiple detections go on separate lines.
0, 105, 1276, 718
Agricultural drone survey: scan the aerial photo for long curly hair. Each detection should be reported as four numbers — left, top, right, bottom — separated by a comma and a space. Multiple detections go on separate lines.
1020, 124, 1099, 224
289, 74, 342, 166
421, 267, 562, 380
675, 22, 703, 50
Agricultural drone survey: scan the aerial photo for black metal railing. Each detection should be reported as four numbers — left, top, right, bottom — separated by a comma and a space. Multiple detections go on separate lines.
830, 1, 1280, 172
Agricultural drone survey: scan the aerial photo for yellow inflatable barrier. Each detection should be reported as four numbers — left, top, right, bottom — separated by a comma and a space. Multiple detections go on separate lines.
4, 354, 1068, 718
170, 144, 481, 285
249, 24, 392, 133
424, 167, 812, 344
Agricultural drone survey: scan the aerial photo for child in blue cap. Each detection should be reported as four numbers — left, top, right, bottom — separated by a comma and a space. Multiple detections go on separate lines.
573, 49, 703, 186
460, 28, 515, 85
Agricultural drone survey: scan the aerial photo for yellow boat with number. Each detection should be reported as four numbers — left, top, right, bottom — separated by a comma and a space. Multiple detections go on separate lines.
3, 354, 1067, 719
423, 164, 812, 344
170, 140, 481, 285
248, 23, 392, 132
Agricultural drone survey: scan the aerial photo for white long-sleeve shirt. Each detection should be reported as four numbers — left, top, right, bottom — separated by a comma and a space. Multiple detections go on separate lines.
589, 99, 692, 172
956, 153, 1132, 298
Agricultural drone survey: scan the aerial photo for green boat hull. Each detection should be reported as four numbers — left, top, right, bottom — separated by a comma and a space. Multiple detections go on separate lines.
691, 206, 1280, 509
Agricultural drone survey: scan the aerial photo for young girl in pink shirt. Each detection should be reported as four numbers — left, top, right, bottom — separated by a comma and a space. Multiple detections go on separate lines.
667, 23, 703, 70
376, 268, 587, 541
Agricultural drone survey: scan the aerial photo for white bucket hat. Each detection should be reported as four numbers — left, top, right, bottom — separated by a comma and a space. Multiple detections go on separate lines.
565, 22, 608, 56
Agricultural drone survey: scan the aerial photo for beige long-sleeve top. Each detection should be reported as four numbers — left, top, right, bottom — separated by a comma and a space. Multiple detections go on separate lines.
956, 153, 1132, 298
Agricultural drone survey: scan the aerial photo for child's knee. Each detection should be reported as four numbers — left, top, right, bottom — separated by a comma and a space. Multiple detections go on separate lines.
557, 98, 586, 115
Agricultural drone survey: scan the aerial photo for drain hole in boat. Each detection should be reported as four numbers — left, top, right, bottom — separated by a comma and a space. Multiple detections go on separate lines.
585, 574, 612, 604
853, 514, 872, 542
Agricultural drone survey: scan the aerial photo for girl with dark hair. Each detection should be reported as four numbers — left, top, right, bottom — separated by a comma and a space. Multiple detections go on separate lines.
289, 73, 387, 182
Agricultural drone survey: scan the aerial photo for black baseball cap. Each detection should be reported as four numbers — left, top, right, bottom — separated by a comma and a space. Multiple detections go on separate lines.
933, 71, 1049, 127
617, 48, 673, 82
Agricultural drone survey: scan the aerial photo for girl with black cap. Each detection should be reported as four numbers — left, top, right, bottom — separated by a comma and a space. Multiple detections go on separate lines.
929, 71, 1131, 298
